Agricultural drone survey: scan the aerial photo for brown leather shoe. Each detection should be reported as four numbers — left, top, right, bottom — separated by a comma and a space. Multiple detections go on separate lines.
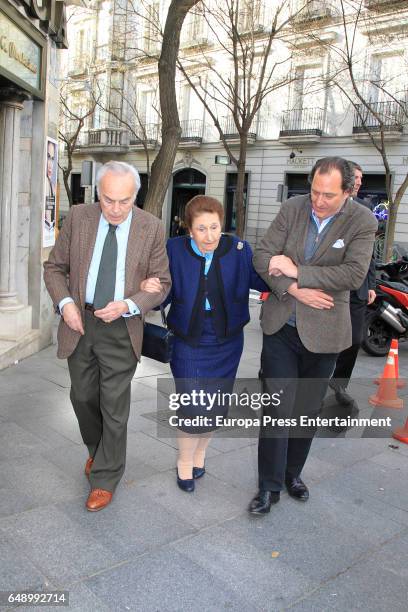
86, 489, 112, 512
85, 457, 93, 477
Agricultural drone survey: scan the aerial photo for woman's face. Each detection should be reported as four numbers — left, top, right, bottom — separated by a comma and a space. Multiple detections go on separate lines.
190, 212, 222, 253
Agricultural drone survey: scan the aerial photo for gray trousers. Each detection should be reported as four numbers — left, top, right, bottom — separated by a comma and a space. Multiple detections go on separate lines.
68, 311, 137, 492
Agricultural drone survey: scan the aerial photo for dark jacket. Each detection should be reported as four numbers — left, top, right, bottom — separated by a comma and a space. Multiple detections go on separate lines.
164, 235, 268, 344
353, 198, 376, 301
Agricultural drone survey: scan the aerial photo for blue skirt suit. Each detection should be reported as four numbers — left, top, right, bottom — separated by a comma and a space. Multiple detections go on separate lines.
165, 235, 269, 433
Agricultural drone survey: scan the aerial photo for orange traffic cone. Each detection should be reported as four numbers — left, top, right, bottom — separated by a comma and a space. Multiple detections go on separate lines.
375, 339, 405, 389
393, 418, 408, 444
259, 292, 270, 302
369, 353, 403, 409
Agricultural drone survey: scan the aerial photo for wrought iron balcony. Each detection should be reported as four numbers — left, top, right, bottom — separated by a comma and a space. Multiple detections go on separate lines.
293, 1, 333, 25
68, 57, 89, 77
352, 100, 405, 141
365, 0, 406, 9
77, 128, 130, 153
279, 108, 324, 143
179, 119, 204, 147
129, 123, 160, 149
220, 117, 256, 144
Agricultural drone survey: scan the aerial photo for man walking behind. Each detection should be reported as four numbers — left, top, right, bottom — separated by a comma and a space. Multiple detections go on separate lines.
329, 162, 376, 407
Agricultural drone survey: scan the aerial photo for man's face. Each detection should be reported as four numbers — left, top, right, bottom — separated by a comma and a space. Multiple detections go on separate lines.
310, 169, 351, 220
99, 171, 137, 225
47, 143, 55, 179
352, 169, 363, 197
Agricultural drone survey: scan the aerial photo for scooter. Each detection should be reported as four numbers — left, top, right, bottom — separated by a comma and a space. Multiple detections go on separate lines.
361, 257, 408, 356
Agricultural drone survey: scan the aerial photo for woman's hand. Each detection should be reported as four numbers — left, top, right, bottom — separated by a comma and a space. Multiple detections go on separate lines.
140, 277, 162, 293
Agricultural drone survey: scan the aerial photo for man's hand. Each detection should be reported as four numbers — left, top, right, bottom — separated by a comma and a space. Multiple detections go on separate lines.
288, 283, 334, 310
368, 289, 376, 305
269, 255, 298, 279
94, 300, 129, 323
140, 277, 162, 293
62, 302, 85, 335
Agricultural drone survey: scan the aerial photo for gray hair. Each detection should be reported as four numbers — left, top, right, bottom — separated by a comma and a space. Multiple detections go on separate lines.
96, 161, 141, 196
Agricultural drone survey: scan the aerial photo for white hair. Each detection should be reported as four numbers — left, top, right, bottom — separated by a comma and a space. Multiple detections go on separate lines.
96, 161, 141, 197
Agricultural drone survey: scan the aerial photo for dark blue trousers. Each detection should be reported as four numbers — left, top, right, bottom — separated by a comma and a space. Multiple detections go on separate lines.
258, 324, 338, 491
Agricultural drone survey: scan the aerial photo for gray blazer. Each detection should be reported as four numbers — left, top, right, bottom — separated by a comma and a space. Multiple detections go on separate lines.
253, 194, 377, 354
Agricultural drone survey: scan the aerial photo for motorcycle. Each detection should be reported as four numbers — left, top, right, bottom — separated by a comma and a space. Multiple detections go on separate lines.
361, 257, 408, 356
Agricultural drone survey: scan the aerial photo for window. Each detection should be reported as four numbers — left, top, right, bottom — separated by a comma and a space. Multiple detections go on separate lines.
370, 53, 404, 102
143, 2, 160, 53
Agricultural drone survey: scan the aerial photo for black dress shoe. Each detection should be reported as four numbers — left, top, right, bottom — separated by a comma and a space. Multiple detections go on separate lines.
329, 381, 355, 406
177, 470, 195, 492
192, 466, 205, 479
285, 477, 309, 501
248, 490, 280, 514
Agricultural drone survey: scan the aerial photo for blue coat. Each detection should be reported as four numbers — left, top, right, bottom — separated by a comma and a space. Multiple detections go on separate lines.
164, 235, 269, 343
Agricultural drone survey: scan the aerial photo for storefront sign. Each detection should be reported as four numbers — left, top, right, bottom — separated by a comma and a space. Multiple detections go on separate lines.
0, 11, 41, 90
287, 157, 315, 166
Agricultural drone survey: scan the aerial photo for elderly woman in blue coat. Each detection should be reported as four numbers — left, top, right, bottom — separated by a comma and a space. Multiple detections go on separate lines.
155, 195, 268, 492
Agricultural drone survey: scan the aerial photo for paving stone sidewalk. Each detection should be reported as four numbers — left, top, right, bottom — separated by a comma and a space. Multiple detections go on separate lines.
0, 303, 407, 611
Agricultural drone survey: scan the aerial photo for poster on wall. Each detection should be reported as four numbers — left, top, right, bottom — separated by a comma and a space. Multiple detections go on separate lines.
43, 137, 58, 247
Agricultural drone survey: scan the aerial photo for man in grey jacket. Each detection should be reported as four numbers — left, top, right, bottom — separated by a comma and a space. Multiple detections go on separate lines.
249, 157, 377, 514
329, 162, 377, 407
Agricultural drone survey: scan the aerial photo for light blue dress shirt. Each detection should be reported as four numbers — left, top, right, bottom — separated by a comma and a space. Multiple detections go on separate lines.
59, 211, 139, 317
311, 209, 336, 233
190, 238, 213, 311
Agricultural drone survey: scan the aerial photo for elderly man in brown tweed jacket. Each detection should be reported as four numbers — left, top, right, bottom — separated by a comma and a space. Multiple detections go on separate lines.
44, 161, 171, 511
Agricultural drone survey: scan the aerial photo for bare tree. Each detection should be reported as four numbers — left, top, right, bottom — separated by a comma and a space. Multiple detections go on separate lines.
98, 0, 200, 217
177, 0, 312, 236
58, 89, 97, 207
315, 0, 408, 261
142, 0, 201, 217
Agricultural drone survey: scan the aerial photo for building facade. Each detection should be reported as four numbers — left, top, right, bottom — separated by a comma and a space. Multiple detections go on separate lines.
0, 0, 68, 369
59, 0, 408, 252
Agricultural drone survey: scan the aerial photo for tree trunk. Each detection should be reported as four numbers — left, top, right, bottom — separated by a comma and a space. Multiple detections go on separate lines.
142, 0, 199, 219
385, 198, 399, 263
63, 170, 73, 208
235, 136, 248, 237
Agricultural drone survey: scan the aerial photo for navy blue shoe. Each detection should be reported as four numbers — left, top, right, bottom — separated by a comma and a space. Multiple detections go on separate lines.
192, 465, 205, 479
177, 470, 195, 492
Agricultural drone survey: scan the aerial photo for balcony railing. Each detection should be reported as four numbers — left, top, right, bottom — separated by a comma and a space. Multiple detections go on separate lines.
78, 128, 130, 151
68, 57, 89, 76
220, 116, 256, 143
129, 123, 160, 147
280, 107, 324, 137
352, 100, 405, 134
294, 1, 333, 24
180, 119, 204, 142
365, 0, 406, 9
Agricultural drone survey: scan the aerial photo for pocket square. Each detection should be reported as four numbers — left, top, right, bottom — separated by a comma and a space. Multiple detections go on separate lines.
332, 239, 345, 249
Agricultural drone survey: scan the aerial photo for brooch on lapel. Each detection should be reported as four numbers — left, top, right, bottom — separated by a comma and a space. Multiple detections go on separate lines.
237, 241, 244, 250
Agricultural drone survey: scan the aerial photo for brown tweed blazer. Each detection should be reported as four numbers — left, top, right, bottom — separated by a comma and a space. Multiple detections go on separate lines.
253, 194, 377, 354
43, 203, 171, 360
